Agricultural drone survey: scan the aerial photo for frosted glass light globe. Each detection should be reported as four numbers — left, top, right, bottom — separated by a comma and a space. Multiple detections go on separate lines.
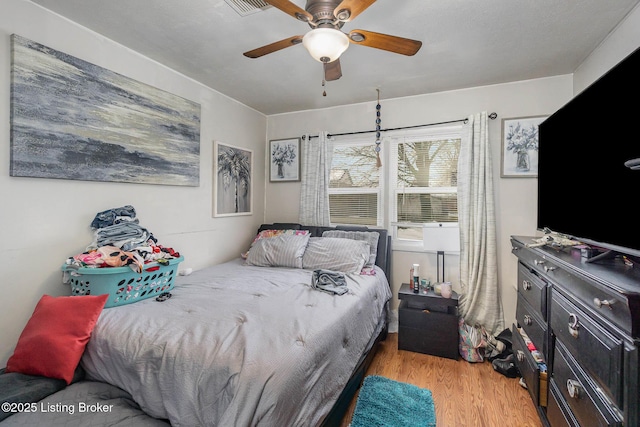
302, 28, 350, 63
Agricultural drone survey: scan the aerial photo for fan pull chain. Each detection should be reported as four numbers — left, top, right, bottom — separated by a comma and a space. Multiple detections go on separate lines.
375, 89, 382, 167
322, 77, 326, 97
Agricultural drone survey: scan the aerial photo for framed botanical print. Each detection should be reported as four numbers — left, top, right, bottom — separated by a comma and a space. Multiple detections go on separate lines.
213, 141, 253, 217
501, 116, 547, 177
269, 138, 301, 182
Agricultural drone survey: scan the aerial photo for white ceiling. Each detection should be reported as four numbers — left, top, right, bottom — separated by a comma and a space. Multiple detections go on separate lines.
29, 0, 640, 115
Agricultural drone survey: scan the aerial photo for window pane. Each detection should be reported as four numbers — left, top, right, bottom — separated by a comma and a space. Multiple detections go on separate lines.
329, 193, 378, 226
396, 193, 458, 223
397, 139, 459, 187
330, 145, 379, 188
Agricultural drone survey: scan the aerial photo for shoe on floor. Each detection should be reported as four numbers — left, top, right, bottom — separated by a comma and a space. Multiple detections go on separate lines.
492, 354, 519, 378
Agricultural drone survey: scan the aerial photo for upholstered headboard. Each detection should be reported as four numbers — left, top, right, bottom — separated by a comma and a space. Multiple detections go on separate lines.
257, 223, 392, 281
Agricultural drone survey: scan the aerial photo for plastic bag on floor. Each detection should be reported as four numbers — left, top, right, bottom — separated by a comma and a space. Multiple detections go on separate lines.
458, 318, 486, 362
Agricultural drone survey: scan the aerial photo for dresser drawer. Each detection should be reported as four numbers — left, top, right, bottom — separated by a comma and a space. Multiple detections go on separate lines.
547, 380, 580, 427
550, 289, 623, 405
513, 324, 547, 407
552, 340, 623, 426
518, 262, 547, 319
516, 296, 547, 357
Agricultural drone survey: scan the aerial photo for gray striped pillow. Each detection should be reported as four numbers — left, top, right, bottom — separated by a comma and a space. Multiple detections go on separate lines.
302, 237, 370, 273
245, 234, 310, 268
322, 230, 380, 267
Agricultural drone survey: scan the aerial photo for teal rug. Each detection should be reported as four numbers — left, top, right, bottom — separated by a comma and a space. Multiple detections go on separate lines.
351, 375, 436, 427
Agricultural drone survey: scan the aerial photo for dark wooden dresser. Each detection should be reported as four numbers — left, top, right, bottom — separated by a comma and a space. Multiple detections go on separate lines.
511, 236, 640, 427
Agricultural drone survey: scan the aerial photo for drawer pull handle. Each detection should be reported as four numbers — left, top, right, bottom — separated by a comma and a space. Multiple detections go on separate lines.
512, 246, 519, 251
523, 315, 532, 326
594, 298, 614, 309
567, 379, 582, 399
534, 259, 545, 266
516, 350, 525, 362
568, 313, 579, 338
522, 280, 532, 291
543, 266, 556, 273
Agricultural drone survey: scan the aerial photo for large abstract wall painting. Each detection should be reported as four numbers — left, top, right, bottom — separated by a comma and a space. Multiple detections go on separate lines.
10, 34, 201, 186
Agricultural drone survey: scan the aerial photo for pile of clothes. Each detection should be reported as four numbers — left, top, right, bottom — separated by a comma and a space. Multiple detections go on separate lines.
64, 205, 181, 274
311, 269, 348, 295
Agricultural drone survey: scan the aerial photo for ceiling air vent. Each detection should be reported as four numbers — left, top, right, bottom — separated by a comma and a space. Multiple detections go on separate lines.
225, 0, 272, 16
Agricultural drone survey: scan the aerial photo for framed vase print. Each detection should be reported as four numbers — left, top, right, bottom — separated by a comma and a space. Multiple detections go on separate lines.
269, 138, 300, 182
501, 116, 547, 178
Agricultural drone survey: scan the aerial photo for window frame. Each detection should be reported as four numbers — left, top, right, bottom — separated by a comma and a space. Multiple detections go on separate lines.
387, 125, 463, 252
325, 124, 462, 252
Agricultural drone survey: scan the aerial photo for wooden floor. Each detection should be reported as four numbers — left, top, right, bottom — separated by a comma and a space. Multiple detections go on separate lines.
340, 333, 543, 427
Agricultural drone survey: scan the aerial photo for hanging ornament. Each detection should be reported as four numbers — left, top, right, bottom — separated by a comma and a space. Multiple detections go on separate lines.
375, 89, 382, 167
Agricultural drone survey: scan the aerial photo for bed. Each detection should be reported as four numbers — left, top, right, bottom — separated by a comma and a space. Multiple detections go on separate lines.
78, 223, 392, 426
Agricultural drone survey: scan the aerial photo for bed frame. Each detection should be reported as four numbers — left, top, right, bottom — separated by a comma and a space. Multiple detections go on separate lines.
257, 223, 392, 427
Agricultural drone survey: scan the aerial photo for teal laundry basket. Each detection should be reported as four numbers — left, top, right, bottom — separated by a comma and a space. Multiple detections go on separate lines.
62, 256, 183, 308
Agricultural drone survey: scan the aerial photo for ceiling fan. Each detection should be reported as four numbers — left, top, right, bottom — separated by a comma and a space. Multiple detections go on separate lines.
243, 0, 422, 82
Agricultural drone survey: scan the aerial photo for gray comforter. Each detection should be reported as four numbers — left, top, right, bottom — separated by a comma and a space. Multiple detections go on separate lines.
81, 259, 391, 426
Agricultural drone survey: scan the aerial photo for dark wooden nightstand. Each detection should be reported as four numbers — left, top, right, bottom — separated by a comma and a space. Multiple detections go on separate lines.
398, 283, 459, 360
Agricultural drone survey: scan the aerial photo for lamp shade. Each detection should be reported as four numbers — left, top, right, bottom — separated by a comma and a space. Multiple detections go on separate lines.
302, 28, 350, 63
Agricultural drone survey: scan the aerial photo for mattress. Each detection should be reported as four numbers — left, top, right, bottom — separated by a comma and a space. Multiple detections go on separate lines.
81, 258, 391, 426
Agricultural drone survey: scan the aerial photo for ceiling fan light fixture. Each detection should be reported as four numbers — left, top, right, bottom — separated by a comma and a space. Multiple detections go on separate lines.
302, 28, 349, 63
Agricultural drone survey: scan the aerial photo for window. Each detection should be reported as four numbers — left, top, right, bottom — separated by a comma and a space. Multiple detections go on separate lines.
328, 137, 382, 227
327, 125, 461, 252
389, 126, 462, 247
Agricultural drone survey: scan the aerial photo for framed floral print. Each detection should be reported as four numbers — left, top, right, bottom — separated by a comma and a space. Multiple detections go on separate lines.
501, 116, 547, 178
269, 138, 300, 182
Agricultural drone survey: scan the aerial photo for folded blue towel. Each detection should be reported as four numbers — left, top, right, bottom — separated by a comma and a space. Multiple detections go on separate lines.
311, 269, 348, 295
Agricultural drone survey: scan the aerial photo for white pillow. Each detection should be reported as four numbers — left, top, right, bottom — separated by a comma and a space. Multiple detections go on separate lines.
302, 237, 370, 274
322, 230, 380, 267
245, 234, 310, 268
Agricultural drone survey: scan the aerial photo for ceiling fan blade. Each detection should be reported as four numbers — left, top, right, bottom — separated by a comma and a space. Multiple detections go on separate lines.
333, 0, 376, 22
263, 0, 314, 22
348, 29, 422, 56
243, 36, 303, 58
324, 59, 342, 81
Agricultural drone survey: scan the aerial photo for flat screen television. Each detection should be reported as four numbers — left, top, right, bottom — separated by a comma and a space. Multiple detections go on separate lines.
537, 45, 640, 262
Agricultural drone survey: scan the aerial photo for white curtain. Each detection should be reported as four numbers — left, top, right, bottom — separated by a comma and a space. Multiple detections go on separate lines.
299, 131, 333, 226
457, 112, 505, 335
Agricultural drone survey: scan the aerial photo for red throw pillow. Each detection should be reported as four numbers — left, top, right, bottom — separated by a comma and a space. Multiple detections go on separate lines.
6, 294, 108, 384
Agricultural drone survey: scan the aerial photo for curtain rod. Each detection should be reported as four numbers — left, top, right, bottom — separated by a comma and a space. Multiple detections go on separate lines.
301, 112, 498, 140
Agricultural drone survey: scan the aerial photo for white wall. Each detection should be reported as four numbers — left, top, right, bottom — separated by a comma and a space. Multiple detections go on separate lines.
0, 0, 267, 366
